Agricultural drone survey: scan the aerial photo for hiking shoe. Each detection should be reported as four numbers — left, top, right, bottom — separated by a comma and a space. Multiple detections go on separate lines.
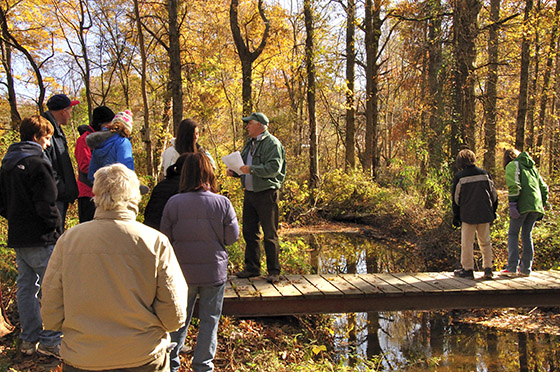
454, 268, 474, 279
266, 273, 280, 283
20, 340, 37, 356
499, 269, 517, 277
37, 343, 61, 359
235, 270, 260, 279
483, 268, 493, 280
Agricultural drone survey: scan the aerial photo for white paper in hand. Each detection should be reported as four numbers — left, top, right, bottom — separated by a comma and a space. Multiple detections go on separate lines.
222, 151, 244, 175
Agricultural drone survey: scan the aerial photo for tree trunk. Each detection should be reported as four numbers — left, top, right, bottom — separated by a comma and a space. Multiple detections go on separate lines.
451, 0, 481, 159
304, 0, 319, 190
230, 0, 270, 116
168, 0, 183, 135
344, 0, 356, 171
483, 0, 500, 173
133, 0, 153, 176
534, 0, 559, 166
364, 0, 381, 179
427, 0, 444, 171
526, 30, 539, 152
0, 36, 21, 127
515, 0, 533, 151
550, 17, 560, 176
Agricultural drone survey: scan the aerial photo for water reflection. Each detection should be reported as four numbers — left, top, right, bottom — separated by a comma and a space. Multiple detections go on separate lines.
283, 232, 560, 371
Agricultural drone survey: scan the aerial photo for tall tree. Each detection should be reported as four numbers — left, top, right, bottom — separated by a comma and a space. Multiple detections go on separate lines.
53, 0, 94, 120
133, 0, 153, 175
230, 0, 270, 115
483, 0, 500, 173
364, 0, 382, 178
451, 0, 481, 158
0, 33, 20, 127
427, 0, 444, 171
534, 0, 560, 165
344, 0, 356, 171
168, 0, 183, 134
514, 0, 533, 151
304, 0, 318, 189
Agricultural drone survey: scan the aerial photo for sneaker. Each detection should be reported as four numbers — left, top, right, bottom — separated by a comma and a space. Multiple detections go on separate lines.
37, 343, 61, 359
235, 270, 260, 279
454, 268, 474, 279
517, 270, 530, 277
266, 273, 280, 283
483, 268, 493, 279
20, 340, 37, 356
499, 269, 517, 277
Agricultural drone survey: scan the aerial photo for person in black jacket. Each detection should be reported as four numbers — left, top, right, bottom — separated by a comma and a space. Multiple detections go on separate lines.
451, 149, 498, 280
144, 154, 187, 230
43, 93, 80, 226
0, 116, 63, 357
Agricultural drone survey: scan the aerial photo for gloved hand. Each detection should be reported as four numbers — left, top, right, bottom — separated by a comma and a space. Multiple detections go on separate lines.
509, 202, 521, 219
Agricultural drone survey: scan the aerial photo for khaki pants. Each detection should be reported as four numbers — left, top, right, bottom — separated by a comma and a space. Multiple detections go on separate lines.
63, 351, 169, 372
461, 222, 493, 271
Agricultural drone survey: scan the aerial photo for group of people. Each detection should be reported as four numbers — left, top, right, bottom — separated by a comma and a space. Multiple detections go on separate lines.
452, 148, 548, 280
0, 92, 287, 372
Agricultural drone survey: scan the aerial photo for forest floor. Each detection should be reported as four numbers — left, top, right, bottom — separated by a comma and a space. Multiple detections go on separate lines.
2, 218, 560, 371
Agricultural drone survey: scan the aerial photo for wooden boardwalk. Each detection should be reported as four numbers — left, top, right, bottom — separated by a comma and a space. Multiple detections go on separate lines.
221, 270, 560, 316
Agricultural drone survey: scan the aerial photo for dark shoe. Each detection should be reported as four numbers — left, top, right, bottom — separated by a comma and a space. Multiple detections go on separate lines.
20, 340, 37, 356
235, 270, 260, 278
483, 267, 493, 279
37, 343, 61, 359
266, 273, 280, 283
517, 270, 530, 277
454, 268, 474, 279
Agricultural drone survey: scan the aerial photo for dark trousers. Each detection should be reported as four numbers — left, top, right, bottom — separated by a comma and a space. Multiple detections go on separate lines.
78, 197, 96, 223
243, 189, 281, 275
63, 350, 168, 372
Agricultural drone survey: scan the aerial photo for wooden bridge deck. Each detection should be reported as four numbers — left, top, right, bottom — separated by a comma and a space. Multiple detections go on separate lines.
221, 270, 560, 316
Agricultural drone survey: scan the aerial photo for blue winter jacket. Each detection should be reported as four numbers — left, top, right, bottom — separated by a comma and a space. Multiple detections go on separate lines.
87, 130, 134, 182
160, 190, 239, 286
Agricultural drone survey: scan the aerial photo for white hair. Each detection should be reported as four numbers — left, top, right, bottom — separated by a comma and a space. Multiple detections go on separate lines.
92, 163, 141, 211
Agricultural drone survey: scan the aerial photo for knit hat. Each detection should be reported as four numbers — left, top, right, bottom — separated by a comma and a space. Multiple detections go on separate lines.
91, 106, 115, 131
242, 112, 269, 126
46, 94, 80, 111
112, 110, 133, 133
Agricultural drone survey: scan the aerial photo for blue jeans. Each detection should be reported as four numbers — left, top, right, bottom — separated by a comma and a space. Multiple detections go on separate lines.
170, 283, 225, 372
507, 212, 541, 274
15, 245, 62, 346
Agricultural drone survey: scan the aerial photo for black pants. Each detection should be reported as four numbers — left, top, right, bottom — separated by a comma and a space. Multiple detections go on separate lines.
243, 189, 281, 275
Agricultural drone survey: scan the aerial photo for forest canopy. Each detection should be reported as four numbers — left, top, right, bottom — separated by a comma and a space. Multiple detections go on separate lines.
0, 0, 559, 196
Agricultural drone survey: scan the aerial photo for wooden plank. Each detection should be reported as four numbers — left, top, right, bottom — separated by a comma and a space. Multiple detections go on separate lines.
274, 275, 305, 297
539, 270, 560, 281
521, 272, 560, 289
251, 278, 283, 299
224, 279, 239, 300
288, 274, 324, 298
338, 274, 384, 295
392, 272, 443, 293
304, 275, 345, 297
412, 272, 472, 292
378, 273, 424, 293
491, 276, 541, 291
320, 274, 364, 296
229, 277, 259, 298
437, 272, 489, 292
358, 274, 404, 294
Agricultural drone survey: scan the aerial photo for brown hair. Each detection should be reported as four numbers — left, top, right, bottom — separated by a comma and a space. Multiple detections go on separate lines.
175, 119, 199, 154
179, 152, 217, 193
502, 148, 520, 169
20, 116, 54, 142
455, 149, 476, 170
104, 121, 130, 138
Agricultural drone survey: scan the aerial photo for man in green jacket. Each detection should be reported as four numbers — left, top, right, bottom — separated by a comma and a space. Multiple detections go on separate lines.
227, 112, 286, 283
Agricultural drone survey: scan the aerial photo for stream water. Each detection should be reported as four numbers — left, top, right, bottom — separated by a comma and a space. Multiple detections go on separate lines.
283, 232, 560, 371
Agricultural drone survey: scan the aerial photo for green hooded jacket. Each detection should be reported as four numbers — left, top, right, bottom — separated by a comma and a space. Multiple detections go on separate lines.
505, 151, 548, 215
